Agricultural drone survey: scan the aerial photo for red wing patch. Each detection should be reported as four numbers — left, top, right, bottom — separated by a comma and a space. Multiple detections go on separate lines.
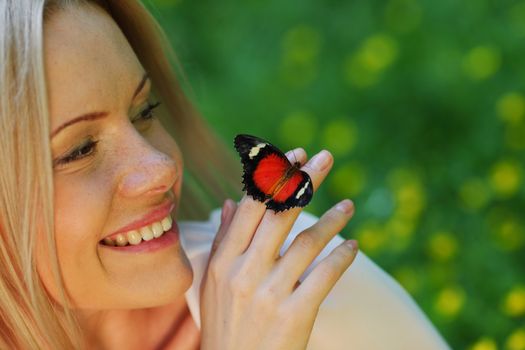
271, 171, 303, 203
252, 153, 290, 195
234, 134, 314, 212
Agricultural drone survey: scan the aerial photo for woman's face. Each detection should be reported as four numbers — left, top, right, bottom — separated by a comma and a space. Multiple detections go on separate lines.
38, 3, 193, 309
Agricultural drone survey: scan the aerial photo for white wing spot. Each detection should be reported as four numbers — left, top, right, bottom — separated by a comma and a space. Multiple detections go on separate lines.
248, 143, 267, 159
295, 180, 310, 199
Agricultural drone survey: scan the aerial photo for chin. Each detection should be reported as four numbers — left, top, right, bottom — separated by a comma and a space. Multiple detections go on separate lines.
72, 252, 194, 310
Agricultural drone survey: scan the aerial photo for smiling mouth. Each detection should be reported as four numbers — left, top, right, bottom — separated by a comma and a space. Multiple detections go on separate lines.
100, 214, 173, 247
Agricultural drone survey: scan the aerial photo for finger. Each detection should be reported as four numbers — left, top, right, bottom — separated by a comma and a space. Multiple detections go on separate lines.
208, 199, 237, 261
214, 148, 305, 260
248, 149, 334, 261
269, 199, 355, 293
292, 239, 358, 306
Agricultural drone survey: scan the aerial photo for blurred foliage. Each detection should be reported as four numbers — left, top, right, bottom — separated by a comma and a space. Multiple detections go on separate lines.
144, 0, 525, 348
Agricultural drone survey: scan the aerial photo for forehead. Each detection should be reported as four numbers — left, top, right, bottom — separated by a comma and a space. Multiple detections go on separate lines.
44, 3, 144, 122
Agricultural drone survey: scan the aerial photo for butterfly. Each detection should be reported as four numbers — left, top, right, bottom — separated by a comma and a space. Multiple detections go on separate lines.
234, 134, 314, 212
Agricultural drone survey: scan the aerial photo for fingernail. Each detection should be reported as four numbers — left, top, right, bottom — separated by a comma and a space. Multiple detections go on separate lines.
285, 148, 298, 156
345, 239, 358, 252
310, 150, 331, 171
335, 199, 354, 214
285, 147, 302, 159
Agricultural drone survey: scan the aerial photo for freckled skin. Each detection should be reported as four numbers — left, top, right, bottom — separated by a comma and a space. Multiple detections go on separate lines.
36, 3, 196, 347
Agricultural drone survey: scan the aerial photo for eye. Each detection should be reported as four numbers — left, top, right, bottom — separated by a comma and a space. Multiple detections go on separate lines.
54, 138, 99, 168
132, 101, 161, 123
53, 101, 162, 169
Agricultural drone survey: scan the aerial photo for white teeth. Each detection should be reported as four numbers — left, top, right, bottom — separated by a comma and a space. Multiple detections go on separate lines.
139, 226, 154, 241
103, 214, 173, 246
152, 222, 164, 238
115, 234, 127, 247
127, 230, 142, 245
161, 216, 172, 231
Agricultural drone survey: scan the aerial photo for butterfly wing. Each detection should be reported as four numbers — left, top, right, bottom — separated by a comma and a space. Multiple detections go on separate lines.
234, 134, 291, 202
265, 170, 313, 212
234, 134, 313, 212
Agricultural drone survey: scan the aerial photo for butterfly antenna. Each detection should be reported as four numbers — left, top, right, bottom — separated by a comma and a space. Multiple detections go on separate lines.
292, 149, 299, 165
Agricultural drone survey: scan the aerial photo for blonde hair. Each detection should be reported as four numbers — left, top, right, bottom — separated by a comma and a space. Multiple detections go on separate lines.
0, 0, 241, 347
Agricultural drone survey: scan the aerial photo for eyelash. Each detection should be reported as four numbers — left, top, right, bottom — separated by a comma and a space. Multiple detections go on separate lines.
54, 101, 162, 167
133, 101, 161, 123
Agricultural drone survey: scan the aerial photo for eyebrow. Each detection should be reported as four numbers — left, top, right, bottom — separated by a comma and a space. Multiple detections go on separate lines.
50, 72, 149, 139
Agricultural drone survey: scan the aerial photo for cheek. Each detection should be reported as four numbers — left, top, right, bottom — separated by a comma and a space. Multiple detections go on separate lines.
38, 171, 113, 305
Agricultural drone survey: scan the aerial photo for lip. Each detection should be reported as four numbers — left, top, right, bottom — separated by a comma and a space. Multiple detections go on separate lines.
102, 199, 175, 241
99, 221, 180, 253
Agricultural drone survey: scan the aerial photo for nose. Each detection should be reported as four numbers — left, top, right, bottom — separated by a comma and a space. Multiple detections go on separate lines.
116, 134, 179, 199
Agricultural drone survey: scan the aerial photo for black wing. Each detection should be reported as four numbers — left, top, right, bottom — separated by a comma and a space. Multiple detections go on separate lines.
233, 134, 292, 202
234, 134, 312, 212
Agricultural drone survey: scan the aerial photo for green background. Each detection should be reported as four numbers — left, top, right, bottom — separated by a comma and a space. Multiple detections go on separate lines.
145, 0, 525, 348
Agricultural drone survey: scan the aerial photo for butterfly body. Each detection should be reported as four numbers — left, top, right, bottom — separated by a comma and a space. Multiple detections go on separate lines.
234, 134, 313, 212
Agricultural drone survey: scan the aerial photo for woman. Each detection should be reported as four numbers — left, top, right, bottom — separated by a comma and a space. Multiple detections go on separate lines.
0, 0, 451, 348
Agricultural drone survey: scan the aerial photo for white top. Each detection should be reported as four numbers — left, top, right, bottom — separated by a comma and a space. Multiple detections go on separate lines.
179, 209, 451, 350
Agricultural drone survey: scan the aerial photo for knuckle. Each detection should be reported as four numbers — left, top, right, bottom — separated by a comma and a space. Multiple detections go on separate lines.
294, 231, 318, 251
263, 284, 281, 302
207, 259, 225, 282
245, 245, 265, 262
228, 272, 253, 299
239, 196, 260, 213
318, 263, 338, 281
254, 285, 280, 310
325, 208, 345, 222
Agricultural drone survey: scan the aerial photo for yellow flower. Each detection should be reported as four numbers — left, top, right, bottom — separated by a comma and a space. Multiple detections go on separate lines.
463, 45, 501, 80
328, 162, 367, 198
459, 178, 490, 211
493, 218, 525, 251
279, 111, 317, 149
359, 34, 399, 72
427, 231, 459, 262
384, 216, 415, 252
503, 286, 525, 317
355, 222, 386, 255
506, 328, 525, 350
386, 168, 426, 222
470, 337, 498, 350
321, 118, 358, 157
489, 160, 522, 198
282, 25, 321, 64
385, 216, 416, 239
497, 92, 525, 125
434, 286, 465, 318
281, 25, 321, 87
344, 34, 398, 88
394, 182, 426, 219
393, 266, 420, 294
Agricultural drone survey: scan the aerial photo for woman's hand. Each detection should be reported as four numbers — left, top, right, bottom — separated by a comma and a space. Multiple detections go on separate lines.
199, 149, 358, 350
